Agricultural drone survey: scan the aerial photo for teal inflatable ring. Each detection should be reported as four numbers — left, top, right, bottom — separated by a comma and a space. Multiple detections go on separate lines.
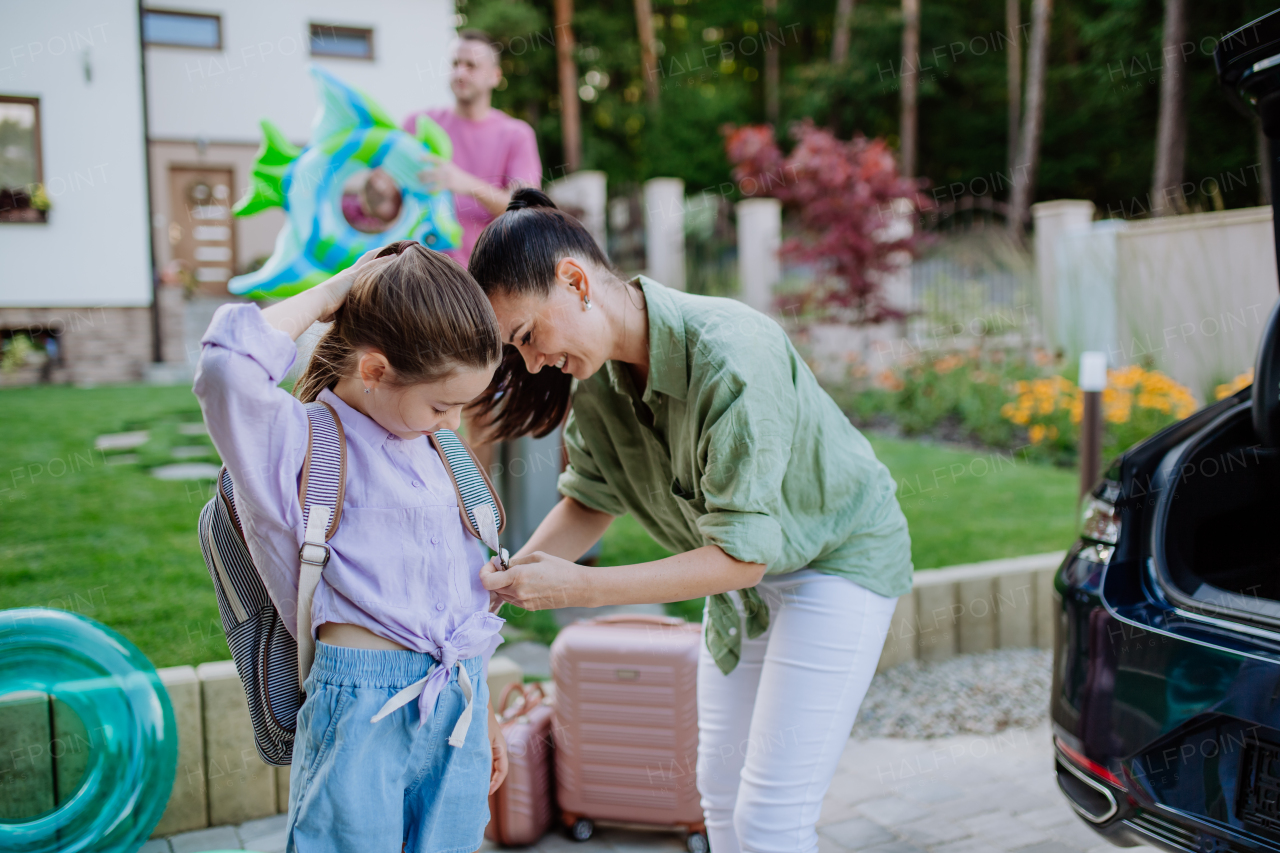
0, 608, 177, 853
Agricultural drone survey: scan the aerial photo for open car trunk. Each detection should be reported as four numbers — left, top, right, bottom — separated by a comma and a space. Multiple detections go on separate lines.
1151, 400, 1280, 627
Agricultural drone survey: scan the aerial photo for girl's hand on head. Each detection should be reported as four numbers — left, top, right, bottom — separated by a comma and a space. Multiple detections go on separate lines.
480, 551, 586, 611
317, 248, 389, 322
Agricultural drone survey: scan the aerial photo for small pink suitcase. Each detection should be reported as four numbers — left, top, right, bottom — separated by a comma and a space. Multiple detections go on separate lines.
550, 614, 708, 852
486, 682, 557, 846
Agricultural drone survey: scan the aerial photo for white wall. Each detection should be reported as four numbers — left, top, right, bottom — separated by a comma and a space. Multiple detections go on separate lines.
1046, 205, 1280, 399
143, 0, 457, 145
0, 1, 153, 307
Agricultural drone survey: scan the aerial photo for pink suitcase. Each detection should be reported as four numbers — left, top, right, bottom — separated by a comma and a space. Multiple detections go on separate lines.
550, 614, 708, 852
486, 682, 557, 846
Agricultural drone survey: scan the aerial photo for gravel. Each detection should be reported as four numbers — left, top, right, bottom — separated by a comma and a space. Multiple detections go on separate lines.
851, 648, 1053, 739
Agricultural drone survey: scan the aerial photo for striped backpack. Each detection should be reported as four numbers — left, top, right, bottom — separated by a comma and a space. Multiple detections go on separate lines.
198, 400, 507, 766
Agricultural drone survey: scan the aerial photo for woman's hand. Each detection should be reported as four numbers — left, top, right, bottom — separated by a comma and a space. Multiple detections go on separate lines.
481, 551, 591, 611
488, 705, 509, 795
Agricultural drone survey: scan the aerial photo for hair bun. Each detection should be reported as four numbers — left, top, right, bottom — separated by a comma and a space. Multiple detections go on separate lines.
375, 240, 416, 258
506, 187, 557, 213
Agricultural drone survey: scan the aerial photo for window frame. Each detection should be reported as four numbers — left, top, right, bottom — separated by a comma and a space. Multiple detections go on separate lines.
0, 95, 46, 225
309, 23, 375, 61
142, 8, 223, 51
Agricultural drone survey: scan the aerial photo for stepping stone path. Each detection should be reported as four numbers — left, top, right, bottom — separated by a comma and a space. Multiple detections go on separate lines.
95, 424, 216, 477
151, 463, 221, 481
95, 431, 149, 451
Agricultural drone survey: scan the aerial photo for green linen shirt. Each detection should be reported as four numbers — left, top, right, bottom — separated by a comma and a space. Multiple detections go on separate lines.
557, 278, 913, 673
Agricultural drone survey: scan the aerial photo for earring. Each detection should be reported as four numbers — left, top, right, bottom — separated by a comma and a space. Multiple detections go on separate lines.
363, 387, 371, 394
583, 298, 593, 311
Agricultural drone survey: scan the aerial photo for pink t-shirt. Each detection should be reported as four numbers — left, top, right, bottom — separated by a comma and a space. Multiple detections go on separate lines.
403, 107, 542, 262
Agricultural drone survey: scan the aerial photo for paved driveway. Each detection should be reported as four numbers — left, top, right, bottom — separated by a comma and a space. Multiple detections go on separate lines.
152, 722, 1155, 853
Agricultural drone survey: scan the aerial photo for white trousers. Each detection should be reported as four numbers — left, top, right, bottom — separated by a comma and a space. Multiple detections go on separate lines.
696, 570, 897, 853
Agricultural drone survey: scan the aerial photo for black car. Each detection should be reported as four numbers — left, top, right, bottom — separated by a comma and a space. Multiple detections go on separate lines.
1053, 10, 1280, 853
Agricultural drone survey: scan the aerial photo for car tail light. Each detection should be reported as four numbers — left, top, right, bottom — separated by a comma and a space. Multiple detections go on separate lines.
1055, 736, 1126, 790
1080, 491, 1120, 545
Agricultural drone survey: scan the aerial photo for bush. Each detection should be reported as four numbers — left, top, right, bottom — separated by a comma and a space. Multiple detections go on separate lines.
725, 121, 931, 323
826, 348, 1202, 466
832, 348, 1043, 448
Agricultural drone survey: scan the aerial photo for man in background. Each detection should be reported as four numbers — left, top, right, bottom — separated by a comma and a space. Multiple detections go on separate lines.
405, 30, 542, 263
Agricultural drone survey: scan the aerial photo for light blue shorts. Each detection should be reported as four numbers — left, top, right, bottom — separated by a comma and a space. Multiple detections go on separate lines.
286, 642, 491, 853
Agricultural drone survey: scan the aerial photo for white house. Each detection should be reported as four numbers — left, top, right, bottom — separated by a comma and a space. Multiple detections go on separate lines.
0, 1, 154, 385
0, 0, 457, 383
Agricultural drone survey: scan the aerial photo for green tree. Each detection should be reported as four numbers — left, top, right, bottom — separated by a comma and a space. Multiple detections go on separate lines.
459, 0, 1275, 214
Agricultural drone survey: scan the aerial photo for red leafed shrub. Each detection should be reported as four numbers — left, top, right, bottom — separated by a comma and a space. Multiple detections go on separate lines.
725, 120, 931, 324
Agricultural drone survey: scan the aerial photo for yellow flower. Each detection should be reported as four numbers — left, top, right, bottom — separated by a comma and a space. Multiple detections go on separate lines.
1108, 399, 1132, 424
1136, 391, 1171, 413
934, 353, 965, 374
876, 369, 904, 392
1215, 369, 1253, 400
1069, 394, 1084, 424
1109, 365, 1144, 391
1029, 424, 1046, 444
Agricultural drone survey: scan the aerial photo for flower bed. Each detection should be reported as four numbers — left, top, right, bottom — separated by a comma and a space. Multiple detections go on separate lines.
827, 348, 1206, 465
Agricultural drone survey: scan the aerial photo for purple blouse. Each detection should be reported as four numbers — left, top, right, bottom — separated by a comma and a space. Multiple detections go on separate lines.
194, 304, 504, 721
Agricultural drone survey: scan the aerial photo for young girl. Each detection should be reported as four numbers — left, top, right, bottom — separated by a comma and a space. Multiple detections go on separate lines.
194, 241, 509, 853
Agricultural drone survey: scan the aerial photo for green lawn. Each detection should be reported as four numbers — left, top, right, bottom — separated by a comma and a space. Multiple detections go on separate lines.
0, 384, 1078, 667
868, 436, 1078, 569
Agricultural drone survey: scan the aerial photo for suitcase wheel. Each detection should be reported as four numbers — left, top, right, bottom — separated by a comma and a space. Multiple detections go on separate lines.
687, 832, 709, 853
570, 818, 595, 842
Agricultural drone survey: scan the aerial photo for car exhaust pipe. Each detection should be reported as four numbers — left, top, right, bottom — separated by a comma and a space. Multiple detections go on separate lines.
1055, 757, 1119, 824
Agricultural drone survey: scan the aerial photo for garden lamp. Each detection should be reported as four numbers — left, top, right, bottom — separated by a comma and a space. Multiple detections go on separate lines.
1078, 351, 1107, 499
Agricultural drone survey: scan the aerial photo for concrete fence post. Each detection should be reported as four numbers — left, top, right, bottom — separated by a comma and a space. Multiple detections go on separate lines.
497, 430, 566, 555
736, 197, 781, 313
1031, 200, 1095, 352
547, 170, 608, 252
644, 177, 685, 290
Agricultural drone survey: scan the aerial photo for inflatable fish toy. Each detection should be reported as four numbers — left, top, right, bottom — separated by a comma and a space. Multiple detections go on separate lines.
227, 65, 461, 298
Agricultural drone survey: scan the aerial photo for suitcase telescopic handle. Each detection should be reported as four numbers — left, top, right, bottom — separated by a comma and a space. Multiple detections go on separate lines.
590, 614, 687, 627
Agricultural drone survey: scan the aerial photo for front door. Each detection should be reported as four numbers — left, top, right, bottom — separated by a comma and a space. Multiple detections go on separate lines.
168, 167, 236, 296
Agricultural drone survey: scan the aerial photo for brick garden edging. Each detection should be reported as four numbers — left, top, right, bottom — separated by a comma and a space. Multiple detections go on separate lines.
101, 552, 1067, 836
876, 551, 1065, 672
147, 657, 524, 837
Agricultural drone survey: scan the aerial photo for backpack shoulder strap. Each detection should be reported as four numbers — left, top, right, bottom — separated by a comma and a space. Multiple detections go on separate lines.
429, 429, 505, 553
299, 400, 346, 539
296, 400, 346, 683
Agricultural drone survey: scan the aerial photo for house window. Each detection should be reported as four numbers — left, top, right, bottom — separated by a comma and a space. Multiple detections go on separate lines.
0, 96, 46, 224
1, 326, 62, 380
310, 24, 374, 60
143, 10, 222, 50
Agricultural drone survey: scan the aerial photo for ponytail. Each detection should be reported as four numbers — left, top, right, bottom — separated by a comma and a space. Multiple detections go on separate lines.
294, 329, 354, 404
294, 240, 501, 403
467, 189, 618, 441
